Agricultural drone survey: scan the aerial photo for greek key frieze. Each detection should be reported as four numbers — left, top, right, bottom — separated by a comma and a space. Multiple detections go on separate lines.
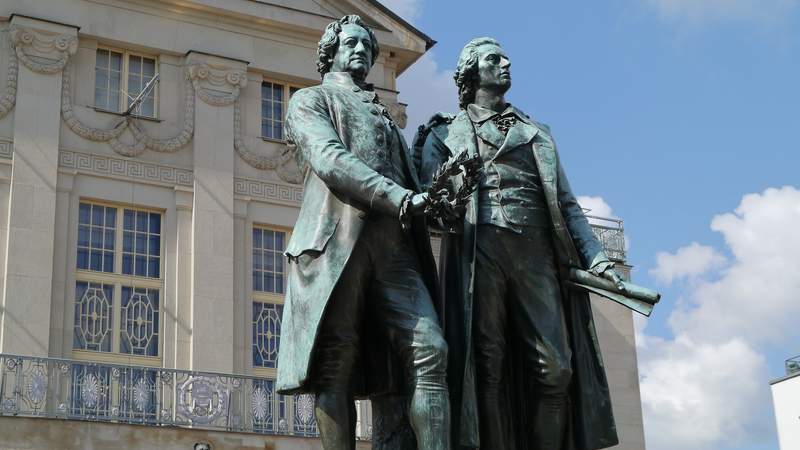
59, 150, 193, 187
234, 177, 303, 205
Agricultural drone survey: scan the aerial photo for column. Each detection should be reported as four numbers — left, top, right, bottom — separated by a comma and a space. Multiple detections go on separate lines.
170, 186, 194, 369
186, 52, 247, 372
0, 16, 77, 356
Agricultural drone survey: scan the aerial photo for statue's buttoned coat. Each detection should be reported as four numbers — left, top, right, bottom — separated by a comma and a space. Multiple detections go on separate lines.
416, 109, 619, 450
276, 72, 439, 397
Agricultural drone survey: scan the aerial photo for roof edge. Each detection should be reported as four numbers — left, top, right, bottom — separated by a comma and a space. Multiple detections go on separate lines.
365, 0, 436, 50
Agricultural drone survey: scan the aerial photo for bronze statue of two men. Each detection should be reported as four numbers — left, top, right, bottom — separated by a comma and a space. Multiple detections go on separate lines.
277, 15, 628, 450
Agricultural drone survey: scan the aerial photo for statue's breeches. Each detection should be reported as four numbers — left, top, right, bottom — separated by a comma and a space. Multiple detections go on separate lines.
472, 224, 573, 449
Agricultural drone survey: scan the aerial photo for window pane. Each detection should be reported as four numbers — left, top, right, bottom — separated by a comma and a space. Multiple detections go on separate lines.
73, 281, 113, 352
141, 97, 154, 117
273, 85, 283, 102
92, 205, 104, 226
96, 70, 108, 91
135, 255, 147, 276
78, 225, 90, 247
122, 254, 132, 274
120, 286, 159, 356
108, 91, 120, 112
136, 212, 147, 232
143, 58, 155, 77
110, 52, 122, 71
148, 213, 160, 234
129, 55, 141, 75
96, 49, 109, 68
124, 210, 134, 230
105, 208, 117, 227
104, 229, 115, 250
252, 302, 283, 368
149, 235, 160, 256
77, 248, 88, 269
79, 203, 91, 224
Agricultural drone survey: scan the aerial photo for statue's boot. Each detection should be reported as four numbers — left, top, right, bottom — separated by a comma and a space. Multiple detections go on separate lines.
315, 392, 357, 450
531, 393, 569, 450
409, 377, 452, 450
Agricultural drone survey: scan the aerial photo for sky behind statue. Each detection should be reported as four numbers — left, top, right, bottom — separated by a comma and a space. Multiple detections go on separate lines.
387, 1, 800, 449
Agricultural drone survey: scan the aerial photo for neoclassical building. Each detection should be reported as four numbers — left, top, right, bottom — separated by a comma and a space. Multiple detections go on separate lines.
0, 1, 645, 449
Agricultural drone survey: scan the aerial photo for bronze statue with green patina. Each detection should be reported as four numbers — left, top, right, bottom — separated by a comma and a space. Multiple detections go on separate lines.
276, 15, 452, 450
416, 38, 626, 449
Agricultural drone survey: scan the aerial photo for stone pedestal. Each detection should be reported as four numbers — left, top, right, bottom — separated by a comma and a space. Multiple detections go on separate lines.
0, 16, 77, 356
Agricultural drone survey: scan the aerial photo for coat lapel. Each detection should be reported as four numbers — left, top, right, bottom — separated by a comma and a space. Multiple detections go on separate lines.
492, 120, 539, 161
476, 120, 505, 151
444, 111, 479, 159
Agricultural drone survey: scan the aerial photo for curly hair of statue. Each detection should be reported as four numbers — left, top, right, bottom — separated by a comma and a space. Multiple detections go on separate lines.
316, 15, 380, 76
454, 36, 501, 109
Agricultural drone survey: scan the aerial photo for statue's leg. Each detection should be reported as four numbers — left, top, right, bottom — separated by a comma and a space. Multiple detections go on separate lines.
309, 246, 370, 450
372, 245, 451, 450
471, 225, 513, 450
506, 228, 572, 450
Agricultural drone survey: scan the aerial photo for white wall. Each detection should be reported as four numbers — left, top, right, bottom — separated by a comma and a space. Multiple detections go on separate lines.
772, 373, 800, 450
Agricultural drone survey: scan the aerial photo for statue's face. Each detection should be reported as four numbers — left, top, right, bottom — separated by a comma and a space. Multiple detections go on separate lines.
476, 43, 511, 93
330, 23, 374, 82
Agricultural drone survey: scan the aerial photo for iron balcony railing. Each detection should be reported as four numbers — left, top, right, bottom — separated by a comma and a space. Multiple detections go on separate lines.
786, 355, 800, 375
0, 353, 371, 440
587, 215, 626, 262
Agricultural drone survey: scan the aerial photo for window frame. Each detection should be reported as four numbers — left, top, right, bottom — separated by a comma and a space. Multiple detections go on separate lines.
260, 78, 304, 143
93, 45, 160, 119
73, 199, 165, 367
251, 224, 291, 378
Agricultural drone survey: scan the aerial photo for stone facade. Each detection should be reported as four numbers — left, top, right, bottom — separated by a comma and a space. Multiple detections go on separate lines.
0, 1, 644, 448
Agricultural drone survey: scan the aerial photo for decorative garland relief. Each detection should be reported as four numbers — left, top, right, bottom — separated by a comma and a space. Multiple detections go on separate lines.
0, 26, 304, 184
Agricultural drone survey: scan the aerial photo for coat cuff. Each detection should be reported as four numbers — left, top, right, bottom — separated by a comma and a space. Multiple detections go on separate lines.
370, 178, 413, 216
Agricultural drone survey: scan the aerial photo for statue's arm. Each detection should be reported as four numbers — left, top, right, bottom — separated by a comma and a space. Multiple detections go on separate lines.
554, 146, 610, 270
286, 89, 412, 216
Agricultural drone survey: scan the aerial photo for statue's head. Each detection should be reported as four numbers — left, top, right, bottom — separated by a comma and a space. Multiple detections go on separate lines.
317, 15, 380, 82
454, 37, 511, 109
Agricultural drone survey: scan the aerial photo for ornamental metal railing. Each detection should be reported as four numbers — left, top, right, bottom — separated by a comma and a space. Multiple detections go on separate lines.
786, 355, 800, 375
587, 216, 626, 262
0, 353, 371, 440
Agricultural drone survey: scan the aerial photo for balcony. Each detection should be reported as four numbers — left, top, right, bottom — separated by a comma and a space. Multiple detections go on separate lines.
786, 355, 800, 375
588, 215, 627, 263
0, 354, 371, 441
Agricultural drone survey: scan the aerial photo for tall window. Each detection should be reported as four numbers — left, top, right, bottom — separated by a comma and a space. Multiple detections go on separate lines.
74, 202, 163, 362
252, 226, 287, 370
261, 82, 302, 141
249, 226, 316, 436
94, 48, 158, 118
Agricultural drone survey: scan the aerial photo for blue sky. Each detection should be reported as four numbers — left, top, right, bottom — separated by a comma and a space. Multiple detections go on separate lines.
386, 1, 800, 449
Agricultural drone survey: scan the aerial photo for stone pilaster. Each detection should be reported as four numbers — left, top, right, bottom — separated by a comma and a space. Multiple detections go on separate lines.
232, 198, 249, 374
171, 187, 194, 370
186, 51, 247, 372
0, 16, 77, 356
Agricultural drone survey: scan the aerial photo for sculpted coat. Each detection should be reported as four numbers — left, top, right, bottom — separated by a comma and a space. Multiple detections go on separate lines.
276, 72, 439, 397
415, 110, 619, 449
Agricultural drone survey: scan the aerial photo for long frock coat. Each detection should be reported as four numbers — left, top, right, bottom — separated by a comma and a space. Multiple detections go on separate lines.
416, 109, 619, 450
276, 72, 439, 398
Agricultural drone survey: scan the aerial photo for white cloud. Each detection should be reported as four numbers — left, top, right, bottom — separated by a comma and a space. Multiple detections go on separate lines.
650, 242, 727, 284
639, 335, 768, 450
643, 0, 798, 25
396, 52, 458, 142
378, 0, 423, 23
639, 186, 800, 450
578, 195, 617, 219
